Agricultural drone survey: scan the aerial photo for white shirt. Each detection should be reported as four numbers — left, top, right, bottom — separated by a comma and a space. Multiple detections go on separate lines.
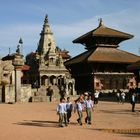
76, 102, 83, 111
117, 93, 120, 97
94, 91, 100, 98
57, 103, 67, 113
121, 92, 125, 99
132, 95, 135, 102
66, 102, 73, 110
85, 100, 93, 109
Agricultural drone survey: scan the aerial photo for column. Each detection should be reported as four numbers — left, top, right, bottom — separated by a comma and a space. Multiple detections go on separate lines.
15, 68, 22, 102
65, 80, 69, 95
72, 80, 76, 95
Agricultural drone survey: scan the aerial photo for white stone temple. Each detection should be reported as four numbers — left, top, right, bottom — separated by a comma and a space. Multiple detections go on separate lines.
26, 15, 76, 96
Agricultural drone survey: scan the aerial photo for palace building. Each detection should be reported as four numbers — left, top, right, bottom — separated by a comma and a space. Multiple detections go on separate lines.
65, 19, 140, 93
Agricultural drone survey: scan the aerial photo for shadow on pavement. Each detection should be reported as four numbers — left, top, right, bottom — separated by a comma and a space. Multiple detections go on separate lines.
99, 109, 140, 116
88, 128, 140, 137
15, 120, 78, 128
15, 120, 59, 128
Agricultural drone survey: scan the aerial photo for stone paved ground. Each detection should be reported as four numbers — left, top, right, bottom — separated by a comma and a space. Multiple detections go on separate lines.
0, 101, 139, 140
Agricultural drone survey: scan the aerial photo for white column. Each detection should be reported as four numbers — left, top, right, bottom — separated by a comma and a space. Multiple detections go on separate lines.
15, 69, 22, 102
65, 82, 69, 95
72, 80, 76, 95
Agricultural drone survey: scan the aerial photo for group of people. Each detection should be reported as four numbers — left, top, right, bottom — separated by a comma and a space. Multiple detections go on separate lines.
46, 85, 66, 102
56, 97, 72, 127
116, 88, 139, 112
56, 88, 140, 127
56, 93, 94, 127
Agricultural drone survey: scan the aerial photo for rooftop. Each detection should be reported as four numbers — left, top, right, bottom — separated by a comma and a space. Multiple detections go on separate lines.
73, 19, 133, 48
65, 47, 140, 66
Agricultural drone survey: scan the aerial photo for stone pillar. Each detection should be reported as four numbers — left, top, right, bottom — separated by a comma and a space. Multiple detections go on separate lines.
11, 71, 15, 85
12, 54, 24, 102
56, 77, 59, 86
72, 81, 76, 95
53, 78, 56, 85
48, 76, 50, 85
65, 82, 69, 95
15, 68, 22, 102
46, 78, 49, 85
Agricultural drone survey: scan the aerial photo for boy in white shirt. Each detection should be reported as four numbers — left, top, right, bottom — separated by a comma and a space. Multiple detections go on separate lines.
57, 98, 67, 127
85, 96, 94, 125
74, 98, 83, 125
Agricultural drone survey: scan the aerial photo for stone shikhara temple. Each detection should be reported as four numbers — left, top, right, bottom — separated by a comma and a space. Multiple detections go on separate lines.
65, 19, 140, 93
26, 15, 76, 96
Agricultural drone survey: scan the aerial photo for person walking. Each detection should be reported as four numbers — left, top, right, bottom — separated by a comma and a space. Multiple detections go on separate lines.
94, 90, 100, 104
74, 98, 83, 125
57, 98, 67, 127
116, 89, 121, 103
85, 96, 94, 125
121, 92, 126, 104
66, 97, 73, 123
63, 98, 68, 126
131, 93, 136, 112
47, 86, 54, 102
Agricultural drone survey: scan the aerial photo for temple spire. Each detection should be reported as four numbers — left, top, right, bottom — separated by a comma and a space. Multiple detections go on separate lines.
44, 14, 49, 24
19, 37, 23, 44
37, 14, 56, 65
42, 14, 52, 34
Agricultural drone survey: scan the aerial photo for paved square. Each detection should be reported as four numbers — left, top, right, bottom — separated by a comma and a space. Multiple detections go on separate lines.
0, 101, 139, 140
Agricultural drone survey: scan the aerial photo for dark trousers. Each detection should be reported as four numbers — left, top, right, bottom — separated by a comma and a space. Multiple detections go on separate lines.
49, 96, 52, 102
132, 102, 135, 112
67, 109, 72, 122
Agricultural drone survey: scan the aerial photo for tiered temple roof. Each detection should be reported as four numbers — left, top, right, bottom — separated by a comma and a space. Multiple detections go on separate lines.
73, 19, 133, 49
65, 19, 140, 66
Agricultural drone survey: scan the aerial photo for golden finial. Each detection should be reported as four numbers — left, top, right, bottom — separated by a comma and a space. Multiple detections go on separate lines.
98, 18, 104, 27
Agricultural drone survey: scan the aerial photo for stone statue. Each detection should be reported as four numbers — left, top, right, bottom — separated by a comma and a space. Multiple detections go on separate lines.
16, 45, 20, 54
0, 60, 14, 85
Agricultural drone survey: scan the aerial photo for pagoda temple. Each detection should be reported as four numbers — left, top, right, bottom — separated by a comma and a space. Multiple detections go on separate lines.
64, 19, 140, 93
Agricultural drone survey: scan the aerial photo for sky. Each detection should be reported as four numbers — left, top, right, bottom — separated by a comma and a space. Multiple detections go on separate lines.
0, 0, 140, 58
